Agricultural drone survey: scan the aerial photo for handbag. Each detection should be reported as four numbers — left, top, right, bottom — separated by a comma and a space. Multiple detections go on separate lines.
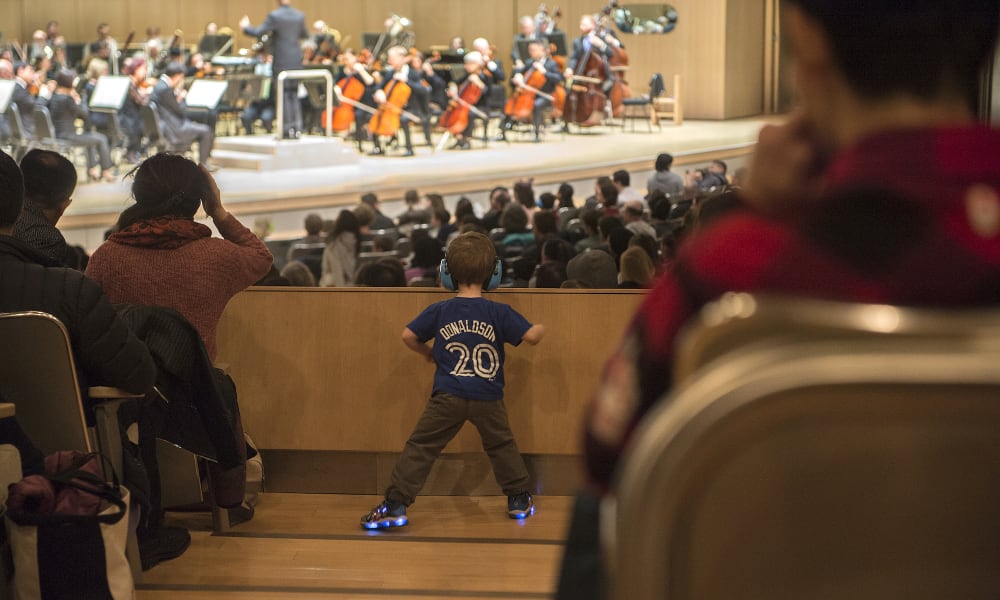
4, 452, 134, 600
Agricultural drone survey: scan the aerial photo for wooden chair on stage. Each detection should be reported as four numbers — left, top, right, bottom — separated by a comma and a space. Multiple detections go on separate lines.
651, 74, 683, 127
607, 293, 1000, 599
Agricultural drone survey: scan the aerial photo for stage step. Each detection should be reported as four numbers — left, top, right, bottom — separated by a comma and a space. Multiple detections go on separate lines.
211, 135, 360, 171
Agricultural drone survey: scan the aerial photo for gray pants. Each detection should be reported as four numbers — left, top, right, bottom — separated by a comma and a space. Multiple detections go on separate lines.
386, 392, 531, 505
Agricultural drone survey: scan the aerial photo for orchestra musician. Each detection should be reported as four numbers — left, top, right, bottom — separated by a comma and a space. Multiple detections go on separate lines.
445, 51, 489, 150
241, 0, 309, 139
12, 61, 49, 140
334, 49, 376, 148
471, 38, 506, 105
120, 58, 153, 164
151, 63, 216, 167
564, 14, 621, 94
48, 69, 115, 182
511, 16, 538, 71
499, 40, 563, 143
369, 45, 422, 156
407, 52, 437, 146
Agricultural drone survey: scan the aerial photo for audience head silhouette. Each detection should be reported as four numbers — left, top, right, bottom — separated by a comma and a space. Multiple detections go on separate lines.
0, 151, 24, 231
118, 153, 205, 230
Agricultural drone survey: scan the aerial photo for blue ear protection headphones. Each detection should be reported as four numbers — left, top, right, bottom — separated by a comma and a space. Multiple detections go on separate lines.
439, 257, 503, 291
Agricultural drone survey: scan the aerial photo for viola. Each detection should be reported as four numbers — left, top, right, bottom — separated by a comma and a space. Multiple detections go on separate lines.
368, 77, 411, 137
438, 75, 486, 135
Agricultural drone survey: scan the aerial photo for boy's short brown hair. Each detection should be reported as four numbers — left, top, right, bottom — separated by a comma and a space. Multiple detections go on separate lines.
446, 232, 497, 287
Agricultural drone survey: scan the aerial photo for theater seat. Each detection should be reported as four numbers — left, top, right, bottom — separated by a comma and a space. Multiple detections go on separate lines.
607, 294, 1000, 600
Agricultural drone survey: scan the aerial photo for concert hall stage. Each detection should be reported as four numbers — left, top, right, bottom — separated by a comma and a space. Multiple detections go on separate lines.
60, 116, 777, 250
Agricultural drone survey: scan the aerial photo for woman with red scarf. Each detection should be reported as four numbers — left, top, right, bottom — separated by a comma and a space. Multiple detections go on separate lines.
86, 153, 273, 360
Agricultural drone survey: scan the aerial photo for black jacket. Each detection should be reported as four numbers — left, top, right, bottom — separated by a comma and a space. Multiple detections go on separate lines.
0, 235, 154, 397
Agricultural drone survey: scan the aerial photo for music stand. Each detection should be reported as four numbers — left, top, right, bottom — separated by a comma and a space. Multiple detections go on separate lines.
361, 33, 383, 53
198, 34, 232, 57
87, 76, 130, 113
545, 32, 569, 57
185, 79, 229, 111
0, 80, 14, 114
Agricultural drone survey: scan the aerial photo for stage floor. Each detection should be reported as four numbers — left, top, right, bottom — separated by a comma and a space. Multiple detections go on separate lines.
62, 116, 779, 249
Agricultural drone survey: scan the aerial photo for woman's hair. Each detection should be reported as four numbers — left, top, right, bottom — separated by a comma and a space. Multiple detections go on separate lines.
454, 197, 476, 222
513, 180, 535, 210
116, 153, 205, 230
618, 246, 656, 287
410, 237, 444, 268
557, 183, 574, 207
328, 208, 361, 255
500, 203, 529, 234
280, 261, 317, 286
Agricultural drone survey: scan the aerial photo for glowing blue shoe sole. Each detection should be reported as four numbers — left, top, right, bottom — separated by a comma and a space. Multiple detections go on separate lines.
507, 493, 535, 519
361, 500, 408, 529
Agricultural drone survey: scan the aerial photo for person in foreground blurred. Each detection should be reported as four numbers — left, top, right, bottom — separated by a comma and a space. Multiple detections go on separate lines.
558, 2, 1000, 598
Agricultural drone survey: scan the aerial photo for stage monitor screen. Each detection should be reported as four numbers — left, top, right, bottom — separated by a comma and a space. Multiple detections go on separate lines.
88, 75, 130, 111
0, 80, 14, 113
185, 79, 229, 110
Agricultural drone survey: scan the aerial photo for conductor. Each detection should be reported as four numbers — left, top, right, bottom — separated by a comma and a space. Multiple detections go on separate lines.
241, 0, 308, 139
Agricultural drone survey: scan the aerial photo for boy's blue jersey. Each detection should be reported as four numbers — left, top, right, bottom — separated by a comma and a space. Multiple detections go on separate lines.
407, 297, 532, 401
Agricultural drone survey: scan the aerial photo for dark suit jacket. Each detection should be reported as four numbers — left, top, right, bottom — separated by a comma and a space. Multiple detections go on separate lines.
568, 35, 614, 74
48, 92, 89, 138
519, 58, 564, 94
12, 82, 41, 138
151, 78, 202, 146
243, 5, 308, 74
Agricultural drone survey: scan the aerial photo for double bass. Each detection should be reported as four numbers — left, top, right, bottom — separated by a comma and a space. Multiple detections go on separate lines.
565, 25, 609, 127
600, 1, 631, 118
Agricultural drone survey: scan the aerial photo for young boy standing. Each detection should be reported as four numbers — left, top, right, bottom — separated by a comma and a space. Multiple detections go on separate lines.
362, 232, 545, 529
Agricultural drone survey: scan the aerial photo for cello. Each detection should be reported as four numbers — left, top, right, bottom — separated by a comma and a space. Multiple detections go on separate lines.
323, 50, 372, 133
438, 73, 486, 135
368, 77, 411, 138
504, 61, 553, 123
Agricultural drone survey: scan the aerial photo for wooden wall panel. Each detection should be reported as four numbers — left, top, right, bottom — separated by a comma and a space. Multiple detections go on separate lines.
724, 0, 765, 118
215, 288, 644, 455
12, 0, 765, 119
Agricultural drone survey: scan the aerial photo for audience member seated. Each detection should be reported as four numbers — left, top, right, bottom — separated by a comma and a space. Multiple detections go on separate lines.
595, 176, 619, 216
372, 235, 395, 253
453, 197, 479, 227
320, 209, 363, 287
12, 150, 87, 269
482, 186, 512, 231
538, 192, 556, 210
596, 214, 624, 254
396, 189, 431, 227
646, 152, 684, 197
285, 212, 324, 264
648, 192, 673, 238
86, 153, 272, 361
406, 237, 444, 285
500, 204, 533, 254
621, 200, 657, 239
573, 208, 602, 253
279, 260, 317, 286
432, 207, 456, 245
566, 249, 618, 289
628, 234, 660, 272
617, 246, 655, 288
513, 180, 537, 223
151, 64, 215, 166
612, 169, 645, 206
356, 258, 407, 287
534, 261, 568, 288
608, 227, 634, 268
697, 159, 729, 190
49, 69, 115, 182
362, 192, 395, 230
559, 2, 1000, 598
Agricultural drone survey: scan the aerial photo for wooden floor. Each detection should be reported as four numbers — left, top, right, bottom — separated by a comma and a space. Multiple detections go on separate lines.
138, 493, 573, 599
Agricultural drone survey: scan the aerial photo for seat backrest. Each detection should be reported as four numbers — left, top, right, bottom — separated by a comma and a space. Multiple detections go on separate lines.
610, 296, 1000, 600
288, 241, 326, 260
140, 102, 163, 143
648, 73, 665, 98
0, 312, 92, 455
32, 105, 56, 139
5, 105, 27, 143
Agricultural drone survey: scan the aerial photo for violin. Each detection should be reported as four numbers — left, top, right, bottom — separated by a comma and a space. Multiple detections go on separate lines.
438, 74, 486, 135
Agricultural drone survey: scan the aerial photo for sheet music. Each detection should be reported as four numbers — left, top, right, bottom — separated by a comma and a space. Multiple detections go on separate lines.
0, 80, 13, 113
185, 79, 229, 110
88, 76, 131, 111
